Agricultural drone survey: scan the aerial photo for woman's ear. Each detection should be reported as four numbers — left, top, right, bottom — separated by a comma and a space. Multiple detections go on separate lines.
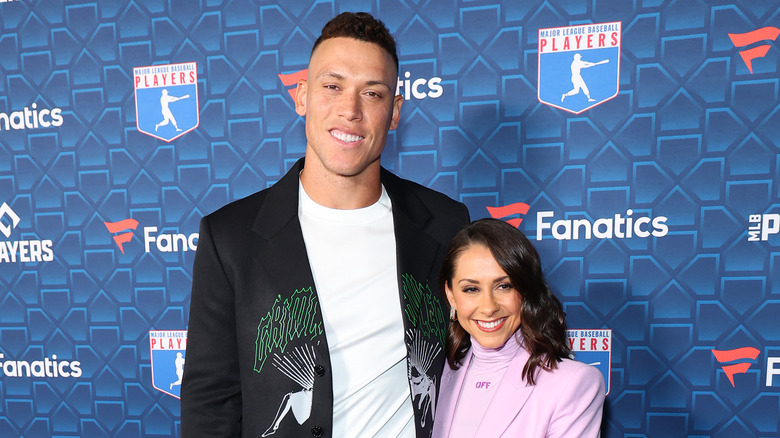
444, 282, 456, 309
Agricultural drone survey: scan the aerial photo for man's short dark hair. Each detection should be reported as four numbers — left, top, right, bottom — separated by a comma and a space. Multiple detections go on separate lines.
311, 12, 399, 73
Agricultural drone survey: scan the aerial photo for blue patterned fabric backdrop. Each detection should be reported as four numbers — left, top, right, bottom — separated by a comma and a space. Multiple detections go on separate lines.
1, 0, 779, 437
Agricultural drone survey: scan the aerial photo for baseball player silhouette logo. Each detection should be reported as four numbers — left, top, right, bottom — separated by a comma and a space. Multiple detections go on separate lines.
149, 330, 188, 399
561, 53, 610, 103
155, 89, 190, 132
538, 22, 621, 114
134, 62, 199, 142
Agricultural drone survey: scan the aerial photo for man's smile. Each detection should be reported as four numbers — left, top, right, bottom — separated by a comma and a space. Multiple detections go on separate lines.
330, 129, 364, 143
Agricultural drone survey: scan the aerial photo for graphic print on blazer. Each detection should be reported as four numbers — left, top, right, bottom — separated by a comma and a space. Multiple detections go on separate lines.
406, 328, 439, 428
402, 273, 447, 430
254, 287, 324, 437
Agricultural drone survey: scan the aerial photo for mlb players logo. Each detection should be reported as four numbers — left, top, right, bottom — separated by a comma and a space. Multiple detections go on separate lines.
149, 330, 187, 399
538, 22, 621, 114
567, 329, 612, 395
134, 62, 199, 142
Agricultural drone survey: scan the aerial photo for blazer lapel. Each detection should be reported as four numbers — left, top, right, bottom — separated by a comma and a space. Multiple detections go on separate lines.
476, 345, 536, 436
251, 158, 317, 295
382, 169, 441, 284
382, 169, 452, 437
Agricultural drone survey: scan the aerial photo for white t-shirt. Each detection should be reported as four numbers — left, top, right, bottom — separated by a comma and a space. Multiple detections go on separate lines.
299, 183, 415, 437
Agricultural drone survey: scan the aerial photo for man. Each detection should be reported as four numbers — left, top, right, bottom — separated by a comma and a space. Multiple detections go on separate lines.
181, 12, 470, 438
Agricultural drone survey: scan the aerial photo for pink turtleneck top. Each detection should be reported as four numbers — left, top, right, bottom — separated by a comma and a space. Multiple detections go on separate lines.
448, 335, 523, 438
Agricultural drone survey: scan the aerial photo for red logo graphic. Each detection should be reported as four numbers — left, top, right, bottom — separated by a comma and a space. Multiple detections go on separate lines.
712, 346, 760, 387
278, 69, 308, 101
104, 219, 139, 254
728, 27, 780, 74
486, 203, 531, 228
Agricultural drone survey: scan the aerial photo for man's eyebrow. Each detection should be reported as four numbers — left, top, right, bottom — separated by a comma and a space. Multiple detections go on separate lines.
315, 71, 393, 90
365, 80, 393, 90
316, 71, 344, 81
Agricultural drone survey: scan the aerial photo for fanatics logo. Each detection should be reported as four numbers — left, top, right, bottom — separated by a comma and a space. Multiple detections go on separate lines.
133, 62, 199, 142
728, 27, 780, 74
537, 209, 668, 241
0, 103, 64, 132
538, 22, 621, 114
105, 218, 198, 254
0, 353, 82, 378
104, 219, 138, 254
712, 347, 760, 387
486, 202, 531, 228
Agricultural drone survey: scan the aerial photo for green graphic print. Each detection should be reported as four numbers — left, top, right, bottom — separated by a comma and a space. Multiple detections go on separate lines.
254, 286, 323, 373
401, 273, 447, 348
402, 273, 446, 430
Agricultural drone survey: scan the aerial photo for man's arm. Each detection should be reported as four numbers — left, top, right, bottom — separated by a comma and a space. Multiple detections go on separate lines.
181, 216, 242, 437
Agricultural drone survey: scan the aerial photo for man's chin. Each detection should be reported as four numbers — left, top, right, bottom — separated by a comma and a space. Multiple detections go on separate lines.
326, 159, 382, 179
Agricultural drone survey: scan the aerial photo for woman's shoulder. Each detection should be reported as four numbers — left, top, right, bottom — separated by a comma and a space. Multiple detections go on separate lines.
557, 357, 601, 374
537, 358, 604, 389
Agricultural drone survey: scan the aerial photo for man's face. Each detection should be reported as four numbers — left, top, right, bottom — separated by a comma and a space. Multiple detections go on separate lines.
295, 37, 402, 181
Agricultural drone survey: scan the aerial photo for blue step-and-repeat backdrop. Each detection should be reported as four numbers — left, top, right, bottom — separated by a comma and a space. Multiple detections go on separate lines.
1, 0, 779, 437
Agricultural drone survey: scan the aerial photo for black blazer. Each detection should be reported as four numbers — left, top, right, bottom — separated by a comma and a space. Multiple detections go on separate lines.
181, 158, 470, 438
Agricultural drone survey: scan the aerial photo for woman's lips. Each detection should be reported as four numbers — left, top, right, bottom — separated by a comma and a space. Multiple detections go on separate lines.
474, 317, 507, 332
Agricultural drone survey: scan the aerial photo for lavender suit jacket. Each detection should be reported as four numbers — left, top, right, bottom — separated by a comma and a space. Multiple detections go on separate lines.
432, 343, 605, 438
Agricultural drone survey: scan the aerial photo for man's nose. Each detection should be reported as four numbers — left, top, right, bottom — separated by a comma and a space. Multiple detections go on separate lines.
338, 91, 363, 121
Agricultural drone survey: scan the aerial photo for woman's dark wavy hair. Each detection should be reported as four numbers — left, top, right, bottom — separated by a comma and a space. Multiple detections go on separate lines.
311, 12, 399, 73
440, 218, 571, 385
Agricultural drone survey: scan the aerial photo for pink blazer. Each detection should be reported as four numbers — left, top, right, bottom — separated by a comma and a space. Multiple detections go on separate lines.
433, 345, 605, 438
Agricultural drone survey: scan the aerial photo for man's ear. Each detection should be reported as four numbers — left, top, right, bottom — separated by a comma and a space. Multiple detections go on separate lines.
294, 80, 307, 116
388, 94, 403, 130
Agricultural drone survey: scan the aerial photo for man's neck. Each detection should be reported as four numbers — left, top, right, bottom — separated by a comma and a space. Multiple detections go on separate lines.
299, 163, 382, 210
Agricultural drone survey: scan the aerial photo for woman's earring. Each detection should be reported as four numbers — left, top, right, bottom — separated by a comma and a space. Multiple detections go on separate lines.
450, 307, 457, 321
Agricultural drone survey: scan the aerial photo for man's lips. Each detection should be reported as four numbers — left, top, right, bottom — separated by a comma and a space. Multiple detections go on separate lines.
330, 129, 364, 143
474, 317, 507, 332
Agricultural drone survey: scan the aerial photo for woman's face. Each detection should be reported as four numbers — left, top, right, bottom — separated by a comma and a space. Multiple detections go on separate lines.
444, 244, 523, 349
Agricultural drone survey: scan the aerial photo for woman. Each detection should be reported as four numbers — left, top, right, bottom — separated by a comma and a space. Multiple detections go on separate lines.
433, 219, 605, 438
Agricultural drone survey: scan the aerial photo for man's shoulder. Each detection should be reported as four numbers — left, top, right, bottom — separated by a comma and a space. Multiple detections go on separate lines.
382, 170, 470, 246
204, 188, 270, 227
204, 161, 302, 229
381, 169, 465, 212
